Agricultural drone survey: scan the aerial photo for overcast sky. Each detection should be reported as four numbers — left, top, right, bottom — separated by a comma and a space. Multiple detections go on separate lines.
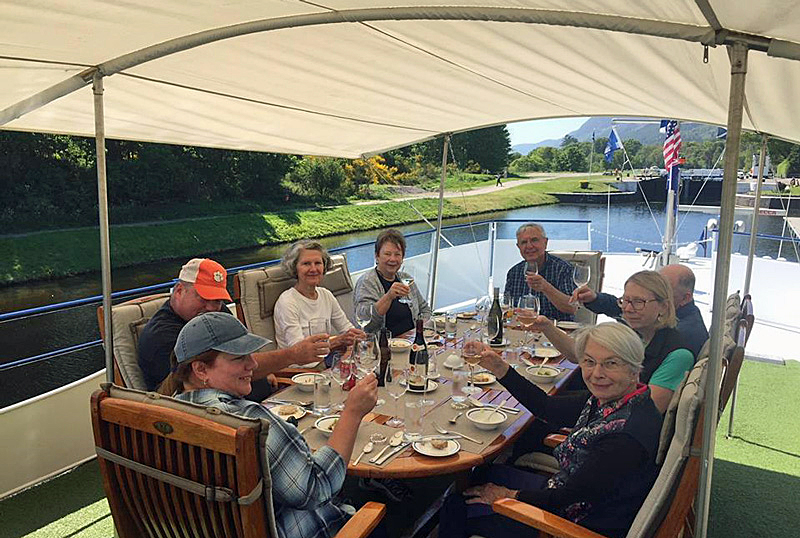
506, 117, 588, 146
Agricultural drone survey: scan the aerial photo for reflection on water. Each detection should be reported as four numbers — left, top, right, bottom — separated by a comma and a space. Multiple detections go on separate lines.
1, 203, 796, 407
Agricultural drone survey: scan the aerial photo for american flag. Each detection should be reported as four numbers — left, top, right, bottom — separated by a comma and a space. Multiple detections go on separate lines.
663, 120, 681, 170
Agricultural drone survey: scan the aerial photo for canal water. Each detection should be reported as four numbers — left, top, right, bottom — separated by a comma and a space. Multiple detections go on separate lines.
1, 203, 795, 407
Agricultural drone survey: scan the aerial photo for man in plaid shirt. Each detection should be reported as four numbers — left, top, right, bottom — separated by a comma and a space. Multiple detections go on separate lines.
504, 223, 576, 321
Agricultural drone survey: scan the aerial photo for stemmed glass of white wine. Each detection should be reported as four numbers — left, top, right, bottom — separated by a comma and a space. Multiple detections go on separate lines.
571, 264, 591, 305
398, 264, 414, 305
517, 295, 540, 354
461, 330, 483, 395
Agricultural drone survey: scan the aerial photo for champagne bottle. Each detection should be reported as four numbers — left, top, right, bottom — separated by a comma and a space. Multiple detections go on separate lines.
377, 327, 391, 387
409, 317, 428, 389
489, 286, 504, 345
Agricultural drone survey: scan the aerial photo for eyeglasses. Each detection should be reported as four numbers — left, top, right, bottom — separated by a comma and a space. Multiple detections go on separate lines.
580, 357, 626, 373
617, 297, 660, 311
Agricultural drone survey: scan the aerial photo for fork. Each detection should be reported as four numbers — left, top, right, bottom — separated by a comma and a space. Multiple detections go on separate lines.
431, 421, 483, 444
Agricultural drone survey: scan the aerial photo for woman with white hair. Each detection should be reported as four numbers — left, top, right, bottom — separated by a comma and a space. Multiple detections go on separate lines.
439, 322, 663, 538
273, 240, 364, 351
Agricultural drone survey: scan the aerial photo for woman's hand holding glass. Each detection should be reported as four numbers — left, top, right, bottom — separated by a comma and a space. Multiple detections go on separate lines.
398, 264, 415, 305
570, 264, 591, 305
308, 318, 332, 359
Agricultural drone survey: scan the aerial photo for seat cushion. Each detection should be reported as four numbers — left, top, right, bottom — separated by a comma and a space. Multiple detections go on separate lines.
626, 358, 708, 538
109, 293, 170, 389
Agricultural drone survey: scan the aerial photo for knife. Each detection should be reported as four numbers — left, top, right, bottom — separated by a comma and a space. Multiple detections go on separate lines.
375, 442, 410, 466
468, 397, 520, 414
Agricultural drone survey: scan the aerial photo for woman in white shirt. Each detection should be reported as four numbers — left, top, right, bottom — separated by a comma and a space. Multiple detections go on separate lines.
273, 240, 364, 352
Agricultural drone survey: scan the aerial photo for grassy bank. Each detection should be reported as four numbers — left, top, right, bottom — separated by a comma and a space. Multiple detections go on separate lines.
4, 179, 617, 284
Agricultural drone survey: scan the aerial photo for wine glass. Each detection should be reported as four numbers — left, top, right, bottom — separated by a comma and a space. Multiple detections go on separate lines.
460, 330, 483, 395
385, 363, 407, 427
571, 264, 591, 305
355, 334, 385, 408
398, 264, 414, 305
501, 292, 514, 325
329, 355, 351, 412
517, 295, 540, 354
475, 295, 491, 324
355, 303, 373, 331
524, 261, 538, 294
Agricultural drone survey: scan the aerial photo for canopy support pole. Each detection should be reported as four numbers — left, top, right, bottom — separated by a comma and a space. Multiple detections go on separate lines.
695, 42, 749, 538
728, 133, 767, 437
93, 73, 114, 384
429, 134, 450, 309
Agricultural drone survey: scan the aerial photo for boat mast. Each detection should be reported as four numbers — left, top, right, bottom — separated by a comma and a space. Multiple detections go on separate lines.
93, 72, 114, 384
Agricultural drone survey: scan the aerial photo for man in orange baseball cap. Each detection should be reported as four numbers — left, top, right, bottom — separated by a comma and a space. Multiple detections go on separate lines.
138, 258, 330, 399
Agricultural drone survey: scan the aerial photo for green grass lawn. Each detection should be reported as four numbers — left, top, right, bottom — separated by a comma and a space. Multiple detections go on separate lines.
2, 360, 797, 538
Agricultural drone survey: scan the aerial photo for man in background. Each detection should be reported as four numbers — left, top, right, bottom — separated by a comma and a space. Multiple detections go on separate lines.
138, 258, 329, 399
504, 223, 576, 321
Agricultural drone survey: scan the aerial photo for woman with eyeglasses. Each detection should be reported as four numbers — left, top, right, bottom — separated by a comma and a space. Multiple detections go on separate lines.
439, 322, 663, 538
531, 270, 693, 413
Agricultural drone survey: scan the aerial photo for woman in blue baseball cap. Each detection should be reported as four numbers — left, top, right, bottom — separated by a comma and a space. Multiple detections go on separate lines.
158, 312, 379, 538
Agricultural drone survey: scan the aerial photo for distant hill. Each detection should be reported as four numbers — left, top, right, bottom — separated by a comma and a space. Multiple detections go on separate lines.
512, 117, 721, 155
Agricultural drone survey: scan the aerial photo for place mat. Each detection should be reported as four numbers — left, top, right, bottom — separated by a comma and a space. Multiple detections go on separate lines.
414, 396, 520, 454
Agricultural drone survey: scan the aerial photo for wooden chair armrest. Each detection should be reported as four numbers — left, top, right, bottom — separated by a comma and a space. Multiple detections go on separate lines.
493, 498, 608, 538
558, 427, 573, 435
544, 433, 567, 448
334, 501, 386, 538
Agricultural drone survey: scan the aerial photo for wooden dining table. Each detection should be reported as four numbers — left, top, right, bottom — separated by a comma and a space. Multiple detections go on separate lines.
276, 318, 582, 480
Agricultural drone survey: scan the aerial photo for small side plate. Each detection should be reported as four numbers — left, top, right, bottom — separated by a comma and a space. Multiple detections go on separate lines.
412, 439, 461, 457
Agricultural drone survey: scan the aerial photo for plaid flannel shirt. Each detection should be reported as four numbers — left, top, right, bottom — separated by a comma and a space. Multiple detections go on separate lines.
504, 253, 576, 321
176, 389, 349, 538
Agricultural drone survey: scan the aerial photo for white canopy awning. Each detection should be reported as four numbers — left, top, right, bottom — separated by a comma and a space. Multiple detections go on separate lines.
2, 1, 800, 156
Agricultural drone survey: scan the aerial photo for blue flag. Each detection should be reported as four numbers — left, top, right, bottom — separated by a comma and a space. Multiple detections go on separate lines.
604, 129, 622, 163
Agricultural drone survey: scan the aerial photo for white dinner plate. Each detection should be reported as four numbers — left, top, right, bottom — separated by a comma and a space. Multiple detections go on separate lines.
270, 404, 307, 421
533, 347, 561, 358
556, 321, 582, 330
412, 439, 461, 457
400, 379, 439, 393
471, 372, 497, 385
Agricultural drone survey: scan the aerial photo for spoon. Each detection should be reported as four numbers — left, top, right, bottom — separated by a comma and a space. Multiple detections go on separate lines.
353, 441, 373, 465
488, 397, 508, 422
536, 356, 550, 374
448, 411, 463, 425
370, 431, 403, 463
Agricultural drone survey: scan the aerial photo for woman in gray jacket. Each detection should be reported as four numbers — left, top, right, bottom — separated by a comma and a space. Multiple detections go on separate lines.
354, 229, 431, 335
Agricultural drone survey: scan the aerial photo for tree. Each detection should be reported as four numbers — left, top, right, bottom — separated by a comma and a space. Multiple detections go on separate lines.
555, 145, 587, 171
560, 134, 579, 147
285, 157, 348, 201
